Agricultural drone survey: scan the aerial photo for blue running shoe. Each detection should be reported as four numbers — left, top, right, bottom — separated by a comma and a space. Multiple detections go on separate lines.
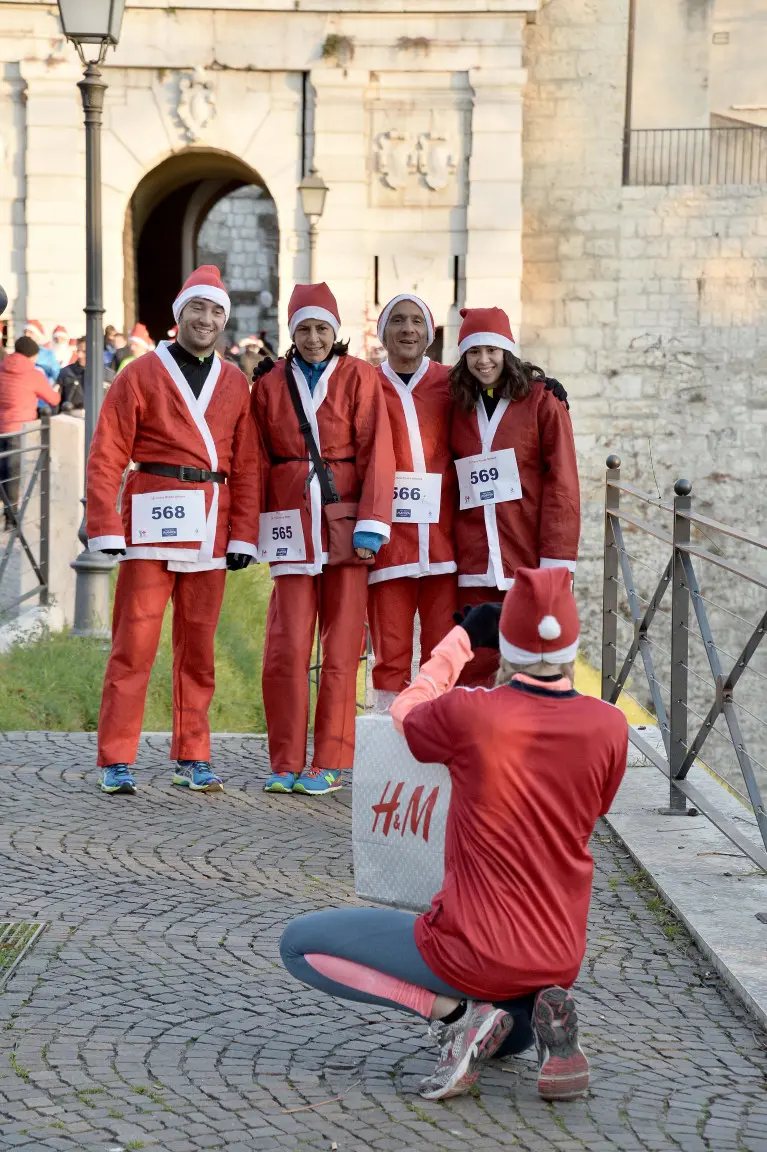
172, 760, 224, 793
264, 772, 297, 793
293, 768, 343, 796
99, 764, 136, 794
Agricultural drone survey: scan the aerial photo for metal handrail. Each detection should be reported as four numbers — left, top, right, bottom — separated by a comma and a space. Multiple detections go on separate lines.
601, 454, 767, 872
0, 418, 50, 619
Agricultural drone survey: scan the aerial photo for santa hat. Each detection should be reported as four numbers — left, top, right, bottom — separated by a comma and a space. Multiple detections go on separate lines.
377, 294, 435, 347
128, 323, 151, 349
457, 307, 516, 357
172, 265, 231, 324
499, 567, 579, 666
288, 282, 340, 338
52, 325, 68, 341
239, 334, 259, 348
25, 319, 46, 342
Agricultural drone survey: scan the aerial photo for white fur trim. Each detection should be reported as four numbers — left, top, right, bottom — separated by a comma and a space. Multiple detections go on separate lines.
499, 633, 579, 665
539, 556, 577, 573
227, 540, 259, 558
378, 294, 434, 346
538, 615, 562, 641
128, 336, 149, 350
88, 534, 125, 552
458, 331, 517, 356
288, 306, 339, 337
172, 284, 231, 323
354, 518, 391, 543
368, 560, 456, 584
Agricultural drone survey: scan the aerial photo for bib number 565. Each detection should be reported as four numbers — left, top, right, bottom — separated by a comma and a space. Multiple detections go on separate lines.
152, 505, 186, 520
469, 467, 499, 485
394, 486, 421, 502
272, 525, 293, 540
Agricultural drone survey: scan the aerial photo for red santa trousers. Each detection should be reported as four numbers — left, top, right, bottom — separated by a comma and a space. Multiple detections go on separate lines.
98, 559, 226, 766
455, 586, 508, 689
262, 568, 368, 773
368, 574, 458, 692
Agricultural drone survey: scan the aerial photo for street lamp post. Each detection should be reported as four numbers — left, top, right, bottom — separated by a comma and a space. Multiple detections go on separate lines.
298, 167, 329, 282
58, 1, 125, 637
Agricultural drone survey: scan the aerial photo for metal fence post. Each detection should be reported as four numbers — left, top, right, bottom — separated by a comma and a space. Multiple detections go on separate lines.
602, 455, 621, 702
661, 478, 692, 814
39, 414, 50, 607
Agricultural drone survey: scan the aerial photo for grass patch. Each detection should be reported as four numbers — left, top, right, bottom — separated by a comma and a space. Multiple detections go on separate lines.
0, 565, 271, 732
9, 1052, 30, 1081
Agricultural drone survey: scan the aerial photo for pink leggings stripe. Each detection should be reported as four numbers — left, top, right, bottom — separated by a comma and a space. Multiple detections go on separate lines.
305, 953, 437, 1019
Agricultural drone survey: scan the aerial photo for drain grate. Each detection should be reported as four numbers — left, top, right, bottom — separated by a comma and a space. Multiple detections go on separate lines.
0, 922, 46, 989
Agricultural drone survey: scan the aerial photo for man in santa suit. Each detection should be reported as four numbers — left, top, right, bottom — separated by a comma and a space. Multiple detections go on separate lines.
367, 295, 458, 712
251, 282, 395, 795
86, 265, 261, 795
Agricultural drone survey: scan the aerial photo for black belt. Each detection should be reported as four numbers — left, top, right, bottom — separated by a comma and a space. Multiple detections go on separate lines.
134, 462, 226, 484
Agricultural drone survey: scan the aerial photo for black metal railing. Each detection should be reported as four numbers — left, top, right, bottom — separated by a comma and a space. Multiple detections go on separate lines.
601, 455, 767, 872
0, 417, 50, 619
623, 126, 767, 186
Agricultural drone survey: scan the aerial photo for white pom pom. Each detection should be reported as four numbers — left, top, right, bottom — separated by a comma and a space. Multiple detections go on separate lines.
538, 615, 561, 641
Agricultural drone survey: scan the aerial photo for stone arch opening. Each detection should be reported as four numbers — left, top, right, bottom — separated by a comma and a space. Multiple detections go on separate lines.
124, 150, 279, 349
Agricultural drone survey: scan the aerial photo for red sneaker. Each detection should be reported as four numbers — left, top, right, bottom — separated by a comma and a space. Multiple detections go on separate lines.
533, 986, 590, 1101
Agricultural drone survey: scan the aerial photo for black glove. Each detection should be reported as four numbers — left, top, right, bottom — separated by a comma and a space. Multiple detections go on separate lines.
544, 377, 569, 409
226, 552, 253, 572
453, 602, 503, 651
252, 357, 275, 383
100, 548, 126, 556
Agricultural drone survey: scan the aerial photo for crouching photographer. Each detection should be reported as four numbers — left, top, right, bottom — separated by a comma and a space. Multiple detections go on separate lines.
280, 567, 628, 1102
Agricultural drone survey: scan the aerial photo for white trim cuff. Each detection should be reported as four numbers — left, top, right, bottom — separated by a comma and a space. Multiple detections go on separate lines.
540, 557, 577, 573
227, 540, 259, 559
88, 535, 125, 552
354, 518, 391, 543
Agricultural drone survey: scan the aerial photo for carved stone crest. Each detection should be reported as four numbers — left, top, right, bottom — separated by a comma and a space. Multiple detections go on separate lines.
177, 68, 217, 142
375, 130, 416, 191
417, 133, 457, 192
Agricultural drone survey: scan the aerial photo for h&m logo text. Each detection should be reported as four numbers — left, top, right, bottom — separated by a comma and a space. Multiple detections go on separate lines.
371, 780, 439, 843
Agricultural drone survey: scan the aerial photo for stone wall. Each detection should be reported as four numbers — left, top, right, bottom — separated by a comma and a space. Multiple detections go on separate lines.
196, 185, 280, 351
522, 0, 767, 794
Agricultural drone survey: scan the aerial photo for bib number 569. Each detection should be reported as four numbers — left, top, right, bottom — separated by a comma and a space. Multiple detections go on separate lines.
469, 467, 499, 485
394, 486, 421, 502
272, 525, 293, 540
152, 505, 186, 520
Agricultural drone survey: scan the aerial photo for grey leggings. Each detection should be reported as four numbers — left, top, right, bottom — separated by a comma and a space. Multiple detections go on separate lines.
280, 906, 535, 1057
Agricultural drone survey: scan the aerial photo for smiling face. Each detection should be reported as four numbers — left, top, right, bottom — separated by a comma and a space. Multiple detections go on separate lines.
293, 319, 335, 363
178, 298, 227, 357
465, 346, 505, 390
383, 303, 429, 371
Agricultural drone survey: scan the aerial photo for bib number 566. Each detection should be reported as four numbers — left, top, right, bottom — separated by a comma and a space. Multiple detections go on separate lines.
152, 505, 186, 520
394, 486, 421, 502
469, 467, 499, 485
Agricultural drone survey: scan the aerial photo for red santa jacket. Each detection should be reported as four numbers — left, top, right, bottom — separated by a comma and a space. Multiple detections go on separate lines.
86, 343, 261, 572
0, 353, 60, 435
251, 353, 395, 577
450, 379, 580, 589
399, 650, 628, 1000
369, 358, 457, 585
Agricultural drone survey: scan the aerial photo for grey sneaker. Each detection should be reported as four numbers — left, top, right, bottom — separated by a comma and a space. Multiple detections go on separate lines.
418, 1001, 514, 1100
533, 986, 590, 1101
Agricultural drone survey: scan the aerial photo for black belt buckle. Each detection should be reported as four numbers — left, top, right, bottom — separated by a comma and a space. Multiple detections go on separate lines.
178, 465, 197, 483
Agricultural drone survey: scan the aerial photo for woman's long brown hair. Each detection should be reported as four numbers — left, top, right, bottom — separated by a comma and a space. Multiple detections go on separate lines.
449, 350, 544, 413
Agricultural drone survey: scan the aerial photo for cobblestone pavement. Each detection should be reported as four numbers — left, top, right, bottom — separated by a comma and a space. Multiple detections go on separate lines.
1, 733, 766, 1152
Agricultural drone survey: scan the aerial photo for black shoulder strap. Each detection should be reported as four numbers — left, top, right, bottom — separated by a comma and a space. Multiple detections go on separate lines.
284, 360, 340, 505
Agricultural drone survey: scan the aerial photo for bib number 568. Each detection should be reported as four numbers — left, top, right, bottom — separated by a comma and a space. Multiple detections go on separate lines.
394, 486, 421, 502
152, 505, 185, 520
469, 467, 499, 485
272, 525, 293, 540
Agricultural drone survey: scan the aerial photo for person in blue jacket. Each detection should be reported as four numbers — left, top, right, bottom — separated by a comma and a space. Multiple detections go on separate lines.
23, 321, 60, 388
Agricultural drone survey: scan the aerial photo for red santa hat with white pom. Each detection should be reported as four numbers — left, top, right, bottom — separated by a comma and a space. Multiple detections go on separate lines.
288, 282, 341, 338
377, 294, 435, 347
457, 306, 517, 357
499, 566, 579, 665
172, 265, 231, 324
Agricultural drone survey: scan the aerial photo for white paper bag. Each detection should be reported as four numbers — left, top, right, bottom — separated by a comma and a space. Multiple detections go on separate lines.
352, 714, 452, 913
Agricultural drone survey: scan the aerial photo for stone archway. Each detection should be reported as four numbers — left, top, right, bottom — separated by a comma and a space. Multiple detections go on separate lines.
124, 149, 279, 347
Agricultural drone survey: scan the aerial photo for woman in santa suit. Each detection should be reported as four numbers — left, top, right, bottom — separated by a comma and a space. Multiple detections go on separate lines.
450, 306, 580, 687
367, 294, 458, 712
252, 282, 395, 795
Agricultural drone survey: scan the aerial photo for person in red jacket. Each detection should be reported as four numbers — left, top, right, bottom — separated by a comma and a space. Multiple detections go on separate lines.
367, 295, 458, 711
450, 307, 580, 687
280, 567, 628, 1101
0, 336, 60, 530
252, 283, 395, 795
86, 265, 261, 796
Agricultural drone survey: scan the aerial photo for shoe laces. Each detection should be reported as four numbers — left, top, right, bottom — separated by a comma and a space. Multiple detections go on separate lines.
305, 766, 333, 779
108, 764, 131, 778
181, 760, 212, 774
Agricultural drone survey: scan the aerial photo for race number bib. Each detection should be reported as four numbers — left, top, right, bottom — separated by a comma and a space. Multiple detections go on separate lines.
257, 509, 306, 563
392, 472, 442, 525
454, 449, 522, 510
132, 489, 207, 544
